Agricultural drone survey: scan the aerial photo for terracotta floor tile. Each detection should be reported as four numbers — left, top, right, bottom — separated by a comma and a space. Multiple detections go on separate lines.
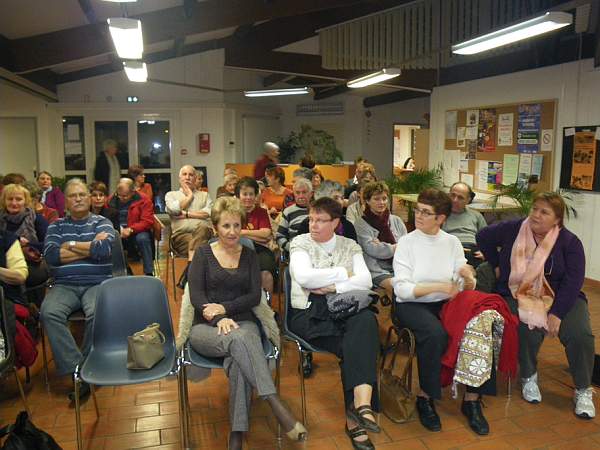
136, 390, 179, 405
102, 430, 161, 450
547, 436, 600, 449
461, 438, 516, 449
108, 403, 160, 421
376, 438, 428, 449
503, 429, 564, 448
420, 427, 479, 449
56, 437, 105, 450
136, 413, 181, 432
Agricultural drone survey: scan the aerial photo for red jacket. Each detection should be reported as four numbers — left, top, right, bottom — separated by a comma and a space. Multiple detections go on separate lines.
440, 290, 519, 387
108, 192, 154, 234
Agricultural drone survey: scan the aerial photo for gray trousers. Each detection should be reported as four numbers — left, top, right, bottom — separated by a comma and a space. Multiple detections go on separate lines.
40, 284, 99, 376
504, 296, 595, 389
190, 321, 276, 432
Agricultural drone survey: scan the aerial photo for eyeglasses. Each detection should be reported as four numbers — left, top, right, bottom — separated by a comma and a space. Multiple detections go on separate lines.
413, 207, 437, 218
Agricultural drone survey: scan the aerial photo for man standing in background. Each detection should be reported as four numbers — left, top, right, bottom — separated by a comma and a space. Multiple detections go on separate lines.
254, 142, 280, 180
94, 139, 121, 194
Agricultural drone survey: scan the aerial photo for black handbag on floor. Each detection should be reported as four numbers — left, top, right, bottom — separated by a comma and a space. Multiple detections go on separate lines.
0, 411, 62, 450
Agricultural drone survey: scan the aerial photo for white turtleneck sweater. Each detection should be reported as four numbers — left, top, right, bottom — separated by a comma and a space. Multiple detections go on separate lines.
392, 228, 466, 303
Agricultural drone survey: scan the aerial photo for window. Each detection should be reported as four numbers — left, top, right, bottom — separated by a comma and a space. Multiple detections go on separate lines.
63, 116, 85, 171
137, 120, 172, 213
94, 121, 129, 170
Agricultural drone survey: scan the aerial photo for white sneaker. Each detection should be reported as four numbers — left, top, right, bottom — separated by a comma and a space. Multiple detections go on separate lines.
521, 373, 542, 403
574, 387, 595, 419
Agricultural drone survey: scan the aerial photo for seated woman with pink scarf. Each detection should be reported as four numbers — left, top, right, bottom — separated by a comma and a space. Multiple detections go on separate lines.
477, 192, 595, 419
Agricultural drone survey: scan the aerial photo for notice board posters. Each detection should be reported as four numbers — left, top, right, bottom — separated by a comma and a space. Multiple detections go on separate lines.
478, 109, 497, 152
517, 104, 541, 153
560, 126, 600, 192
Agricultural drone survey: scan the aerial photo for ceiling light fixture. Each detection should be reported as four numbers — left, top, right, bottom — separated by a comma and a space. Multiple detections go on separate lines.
123, 61, 147, 82
107, 18, 144, 59
102, 0, 137, 3
347, 68, 401, 88
452, 11, 572, 55
244, 87, 311, 97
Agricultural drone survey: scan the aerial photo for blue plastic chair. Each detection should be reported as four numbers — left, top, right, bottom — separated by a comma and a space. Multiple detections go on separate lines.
282, 267, 329, 425
178, 289, 280, 449
73, 276, 181, 450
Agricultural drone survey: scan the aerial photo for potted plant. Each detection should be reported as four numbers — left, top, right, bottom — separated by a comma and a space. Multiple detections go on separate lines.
490, 183, 578, 219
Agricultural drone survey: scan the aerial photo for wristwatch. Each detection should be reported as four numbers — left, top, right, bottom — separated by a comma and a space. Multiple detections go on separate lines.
68, 240, 76, 249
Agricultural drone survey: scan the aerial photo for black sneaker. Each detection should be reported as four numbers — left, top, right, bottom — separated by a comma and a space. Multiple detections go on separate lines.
461, 398, 489, 435
302, 352, 313, 378
416, 396, 441, 432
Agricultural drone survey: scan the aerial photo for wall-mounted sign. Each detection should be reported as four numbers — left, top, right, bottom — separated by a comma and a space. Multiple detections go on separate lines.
199, 133, 210, 153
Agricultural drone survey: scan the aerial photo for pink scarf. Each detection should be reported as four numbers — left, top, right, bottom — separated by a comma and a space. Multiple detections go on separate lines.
508, 218, 559, 330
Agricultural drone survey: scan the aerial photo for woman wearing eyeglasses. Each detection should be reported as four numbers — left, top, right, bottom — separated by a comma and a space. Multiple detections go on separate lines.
477, 192, 594, 419
392, 189, 489, 435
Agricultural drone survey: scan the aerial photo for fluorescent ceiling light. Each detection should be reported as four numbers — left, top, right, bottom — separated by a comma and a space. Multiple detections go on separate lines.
244, 87, 311, 97
347, 68, 401, 88
452, 11, 572, 55
102, 0, 137, 3
107, 18, 144, 59
123, 61, 147, 82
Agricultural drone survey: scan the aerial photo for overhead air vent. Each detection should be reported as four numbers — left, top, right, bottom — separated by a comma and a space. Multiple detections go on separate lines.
296, 102, 344, 116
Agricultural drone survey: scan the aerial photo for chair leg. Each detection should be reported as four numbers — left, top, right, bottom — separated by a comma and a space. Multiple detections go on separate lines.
170, 254, 177, 303
177, 364, 190, 449
183, 364, 191, 438
74, 378, 83, 450
39, 324, 49, 389
90, 384, 99, 417
13, 368, 31, 417
507, 376, 512, 398
297, 345, 307, 426
275, 356, 282, 442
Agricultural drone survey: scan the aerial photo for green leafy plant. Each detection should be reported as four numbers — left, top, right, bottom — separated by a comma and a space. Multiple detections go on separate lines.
277, 124, 343, 165
386, 165, 443, 194
490, 183, 579, 220
52, 176, 68, 191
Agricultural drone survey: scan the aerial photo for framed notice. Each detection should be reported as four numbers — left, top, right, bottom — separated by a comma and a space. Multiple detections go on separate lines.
559, 126, 600, 192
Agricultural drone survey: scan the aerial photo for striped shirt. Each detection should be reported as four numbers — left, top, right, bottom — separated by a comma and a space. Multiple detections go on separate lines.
276, 204, 309, 252
44, 214, 115, 286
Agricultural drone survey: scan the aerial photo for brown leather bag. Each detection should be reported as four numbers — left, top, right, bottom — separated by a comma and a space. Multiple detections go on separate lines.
127, 323, 166, 370
380, 327, 416, 423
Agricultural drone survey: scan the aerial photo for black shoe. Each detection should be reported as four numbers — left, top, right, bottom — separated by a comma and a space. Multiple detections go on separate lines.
416, 396, 441, 432
461, 398, 489, 435
345, 424, 374, 450
302, 352, 313, 378
347, 405, 381, 433
68, 380, 91, 403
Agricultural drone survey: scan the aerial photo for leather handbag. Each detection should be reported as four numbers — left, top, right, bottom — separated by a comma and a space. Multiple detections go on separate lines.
380, 327, 416, 423
127, 323, 166, 370
0, 411, 62, 450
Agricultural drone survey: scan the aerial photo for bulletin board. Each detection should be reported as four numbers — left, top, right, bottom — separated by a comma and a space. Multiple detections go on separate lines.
559, 126, 600, 192
443, 100, 557, 194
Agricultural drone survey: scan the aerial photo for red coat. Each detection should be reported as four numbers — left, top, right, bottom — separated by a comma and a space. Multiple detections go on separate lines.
108, 192, 154, 234
440, 290, 519, 387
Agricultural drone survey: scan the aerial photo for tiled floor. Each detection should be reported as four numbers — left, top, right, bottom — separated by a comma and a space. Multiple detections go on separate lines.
2, 255, 600, 449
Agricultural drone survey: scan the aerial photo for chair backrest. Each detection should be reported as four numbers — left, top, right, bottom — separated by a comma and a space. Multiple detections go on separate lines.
0, 287, 14, 374
282, 267, 293, 335
111, 237, 128, 277
91, 276, 174, 352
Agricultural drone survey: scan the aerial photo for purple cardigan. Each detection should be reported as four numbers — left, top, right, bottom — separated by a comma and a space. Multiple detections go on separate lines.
43, 187, 65, 217
477, 219, 586, 320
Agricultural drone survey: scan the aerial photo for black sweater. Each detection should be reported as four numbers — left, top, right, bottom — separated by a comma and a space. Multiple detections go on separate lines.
188, 244, 261, 326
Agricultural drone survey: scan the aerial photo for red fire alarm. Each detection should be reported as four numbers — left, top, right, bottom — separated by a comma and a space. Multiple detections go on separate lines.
199, 133, 210, 153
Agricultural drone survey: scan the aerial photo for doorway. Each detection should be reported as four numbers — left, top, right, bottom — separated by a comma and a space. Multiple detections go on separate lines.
393, 124, 420, 172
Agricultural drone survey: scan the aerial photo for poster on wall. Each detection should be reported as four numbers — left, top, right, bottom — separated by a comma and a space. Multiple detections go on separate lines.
466, 109, 479, 127
531, 154, 544, 183
517, 103, 541, 153
465, 126, 478, 140
445, 111, 458, 139
570, 131, 597, 190
457, 127, 466, 147
517, 153, 532, 187
541, 129, 554, 152
477, 109, 497, 152
466, 140, 477, 159
475, 160, 488, 191
498, 113, 514, 146
487, 161, 503, 190
502, 154, 519, 185
443, 150, 461, 186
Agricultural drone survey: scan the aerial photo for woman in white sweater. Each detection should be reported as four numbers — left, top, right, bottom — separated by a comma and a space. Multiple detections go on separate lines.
289, 197, 380, 450
392, 188, 490, 436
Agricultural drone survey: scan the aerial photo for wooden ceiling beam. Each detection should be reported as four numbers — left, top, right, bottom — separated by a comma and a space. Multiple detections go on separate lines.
8, 0, 377, 73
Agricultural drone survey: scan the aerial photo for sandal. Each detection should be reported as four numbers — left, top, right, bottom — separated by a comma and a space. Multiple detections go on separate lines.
345, 424, 374, 450
285, 422, 308, 441
347, 405, 381, 433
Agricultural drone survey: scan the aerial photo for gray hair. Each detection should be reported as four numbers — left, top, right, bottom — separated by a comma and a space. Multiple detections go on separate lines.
64, 178, 89, 195
102, 139, 117, 151
264, 142, 279, 151
314, 180, 343, 200
293, 177, 313, 192
118, 177, 135, 192
293, 167, 313, 180
178, 165, 196, 177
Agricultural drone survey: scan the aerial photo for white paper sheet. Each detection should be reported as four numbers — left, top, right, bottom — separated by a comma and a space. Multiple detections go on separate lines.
466, 110, 479, 127
565, 127, 575, 137
460, 173, 474, 187
503, 154, 519, 185
498, 113, 514, 146
445, 111, 457, 139
466, 126, 478, 140
476, 160, 488, 191
443, 150, 461, 186
457, 127, 466, 147
64, 142, 82, 155
66, 124, 80, 142
541, 129, 553, 152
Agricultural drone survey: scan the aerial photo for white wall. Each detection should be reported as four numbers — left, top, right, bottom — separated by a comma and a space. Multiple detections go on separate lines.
279, 93, 429, 177
429, 59, 600, 280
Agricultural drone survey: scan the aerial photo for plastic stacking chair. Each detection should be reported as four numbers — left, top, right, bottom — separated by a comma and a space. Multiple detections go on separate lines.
152, 214, 166, 277
281, 267, 330, 426
73, 276, 181, 450
0, 288, 31, 417
166, 227, 186, 303
178, 291, 280, 449
111, 236, 128, 277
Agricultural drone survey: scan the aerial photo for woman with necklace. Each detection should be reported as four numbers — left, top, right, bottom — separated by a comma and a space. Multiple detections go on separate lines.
354, 181, 407, 299
477, 192, 594, 419
187, 196, 306, 449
